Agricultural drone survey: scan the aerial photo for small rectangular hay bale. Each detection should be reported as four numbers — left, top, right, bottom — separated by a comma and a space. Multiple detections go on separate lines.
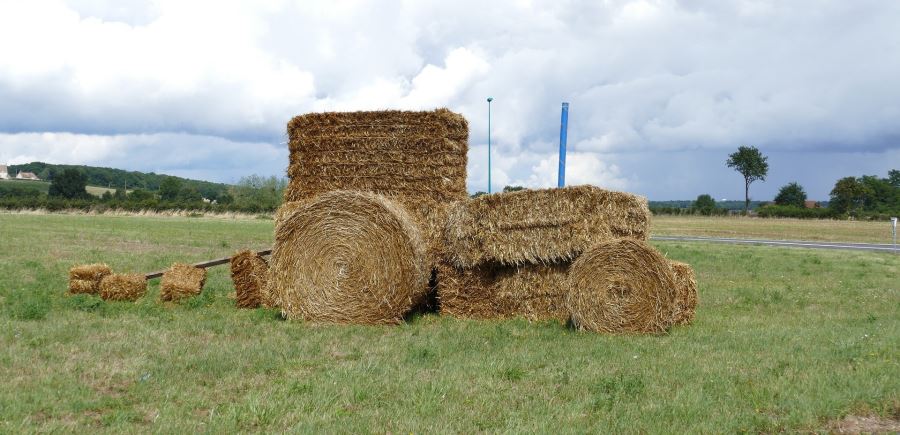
436, 261, 570, 322
230, 250, 270, 309
668, 260, 698, 325
68, 263, 112, 295
160, 263, 207, 302
99, 273, 147, 301
444, 185, 651, 268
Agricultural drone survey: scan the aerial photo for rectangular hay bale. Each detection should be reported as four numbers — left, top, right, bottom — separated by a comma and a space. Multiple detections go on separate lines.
444, 185, 651, 268
68, 263, 112, 295
160, 263, 207, 302
230, 250, 270, 309
283, 109, 469, 264
99, 273, 147, 301
436, 261, 570, 322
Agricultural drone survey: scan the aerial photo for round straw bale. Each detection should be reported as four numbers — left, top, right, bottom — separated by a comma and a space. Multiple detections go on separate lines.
160, 263, 207, 302
230, 250, 269, 309
566, 239, 677, 334
668, 260, 698, 325
99, 273, 147, 301
268, 190, 427, 324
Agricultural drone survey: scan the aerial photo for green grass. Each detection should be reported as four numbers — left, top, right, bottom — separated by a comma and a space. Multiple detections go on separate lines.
652, 214, 895, 244
0, 214, 897, 432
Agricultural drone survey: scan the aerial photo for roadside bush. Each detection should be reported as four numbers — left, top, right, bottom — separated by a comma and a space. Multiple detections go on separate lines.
757, 205, 835, 219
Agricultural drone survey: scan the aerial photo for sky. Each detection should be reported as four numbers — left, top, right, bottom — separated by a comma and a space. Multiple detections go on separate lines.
1, 0, 898, 201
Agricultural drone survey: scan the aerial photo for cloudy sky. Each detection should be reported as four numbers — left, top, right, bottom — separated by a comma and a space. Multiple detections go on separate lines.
1, 0, 898, 200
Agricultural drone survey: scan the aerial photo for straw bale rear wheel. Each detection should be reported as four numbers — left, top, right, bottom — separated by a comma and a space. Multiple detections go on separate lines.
269, 190, 427, 324
566, 238, 677, 334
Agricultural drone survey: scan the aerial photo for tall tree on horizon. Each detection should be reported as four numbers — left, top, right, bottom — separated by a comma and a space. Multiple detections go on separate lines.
727, 145, 769, 214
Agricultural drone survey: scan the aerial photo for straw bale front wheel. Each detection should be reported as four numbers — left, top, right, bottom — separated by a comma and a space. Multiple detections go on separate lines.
268, 190, 427, 324
566, 238, 677, 334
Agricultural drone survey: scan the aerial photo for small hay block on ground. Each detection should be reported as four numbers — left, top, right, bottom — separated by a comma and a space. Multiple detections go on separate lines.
230, 250, 270, 309
99, 273, 147, 301
68, 263, 112, 295
444, 185, 651, 268
160, 263, 207, 302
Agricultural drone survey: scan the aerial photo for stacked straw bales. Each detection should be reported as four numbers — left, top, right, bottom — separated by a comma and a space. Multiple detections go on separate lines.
438, 186, 653, 324
445, 185, 651, 267
566, 239, 676, 334
268, 190, 427, 324
230, 250, 270, 309
282, 109, 468, 265
669, 260, 698, 325
68, 263, 111, 294
99, 273, 147, 301
160, 263, 207, 302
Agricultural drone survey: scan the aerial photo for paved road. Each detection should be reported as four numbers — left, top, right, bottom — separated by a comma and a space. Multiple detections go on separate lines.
651, 235, 899, 253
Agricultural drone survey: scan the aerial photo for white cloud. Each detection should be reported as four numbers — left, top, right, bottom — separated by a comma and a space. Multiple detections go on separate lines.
0, 0, 898, 199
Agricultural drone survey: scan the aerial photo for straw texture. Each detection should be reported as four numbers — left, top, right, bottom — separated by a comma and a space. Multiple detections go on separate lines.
566, 239, 676, 334
160, 263, 207, 302
668, 260, 698, 325
230, 250, 270, 309
99, 273, 147, 301
445, 185, 651, 268
283, 109, 468, 266
436, 261, 569, 322
68, 263, 111, 295
268, 190, 428, 324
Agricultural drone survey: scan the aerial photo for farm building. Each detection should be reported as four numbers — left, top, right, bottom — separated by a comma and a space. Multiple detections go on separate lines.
15, 171, 40, 181
0, 164, 8, 180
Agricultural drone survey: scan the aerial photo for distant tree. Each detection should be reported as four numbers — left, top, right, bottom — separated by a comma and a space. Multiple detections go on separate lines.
48, 169, 89, 199
229, 175, 287, 211
113, 188, 126, 200
503, 185, 526, 193
692, 193, 716, 214
128, 189, 154, 202
217, 192, 234, 205
829, 177, 871, 214
774, 182, 807, 208
177, 187, 202, 203
471, 191, 488, 198
101, 191, 113, 201
889, 169, 900, 188
158, 177, 182, 201
726, 145, 769, 214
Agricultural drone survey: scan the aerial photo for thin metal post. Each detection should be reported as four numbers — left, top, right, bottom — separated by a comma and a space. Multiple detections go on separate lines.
558, 102, 569, 188
487, 97, 493, 194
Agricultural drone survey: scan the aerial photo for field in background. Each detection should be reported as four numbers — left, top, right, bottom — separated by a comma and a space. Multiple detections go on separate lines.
0, 214, 897, 432
652, 215, 894, 244
0, 179, 124, 197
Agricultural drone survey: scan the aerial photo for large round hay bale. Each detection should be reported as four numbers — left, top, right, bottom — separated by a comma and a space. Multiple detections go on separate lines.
566, 239, 677, 334
668, 260, 698, 325
268, 190, 427, 324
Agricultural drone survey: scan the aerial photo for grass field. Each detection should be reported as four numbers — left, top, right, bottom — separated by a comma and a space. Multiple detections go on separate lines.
652, 215, 895, 244
0, 214, 897, 432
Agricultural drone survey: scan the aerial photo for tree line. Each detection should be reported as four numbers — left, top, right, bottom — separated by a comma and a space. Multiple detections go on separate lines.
0, 168, 287, 214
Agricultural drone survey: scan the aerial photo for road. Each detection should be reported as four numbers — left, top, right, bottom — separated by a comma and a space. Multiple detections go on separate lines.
651, 235, 899, 253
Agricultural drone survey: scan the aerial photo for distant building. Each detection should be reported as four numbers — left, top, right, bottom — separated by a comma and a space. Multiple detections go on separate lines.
15, 171, 40, 181
804, 200, 820, 209
0, 164, 8, 180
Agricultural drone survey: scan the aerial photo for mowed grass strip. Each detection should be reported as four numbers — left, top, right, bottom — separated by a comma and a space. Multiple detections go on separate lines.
0, 214, 897, 432
652, 214, 894, 244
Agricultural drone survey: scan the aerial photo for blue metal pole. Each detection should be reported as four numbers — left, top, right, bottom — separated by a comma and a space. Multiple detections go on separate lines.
558, 102, 569, 188
487, 97, 493, 194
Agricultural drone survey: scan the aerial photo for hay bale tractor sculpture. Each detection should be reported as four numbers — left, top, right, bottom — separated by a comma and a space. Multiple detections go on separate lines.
266, 109, 697, 333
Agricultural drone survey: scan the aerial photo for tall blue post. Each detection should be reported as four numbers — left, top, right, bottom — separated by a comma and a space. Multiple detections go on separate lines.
558, 102, 569, 188
487, 97, 493, 194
